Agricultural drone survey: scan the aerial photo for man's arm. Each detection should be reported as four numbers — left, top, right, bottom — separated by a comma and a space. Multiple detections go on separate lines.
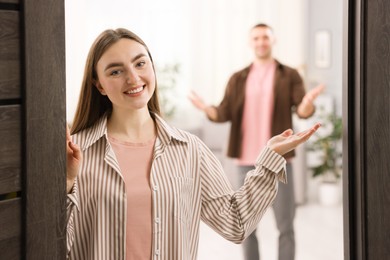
188, 91, 219, 121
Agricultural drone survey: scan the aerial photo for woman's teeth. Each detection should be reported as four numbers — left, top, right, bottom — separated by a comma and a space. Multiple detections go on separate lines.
125, 86, 143, 94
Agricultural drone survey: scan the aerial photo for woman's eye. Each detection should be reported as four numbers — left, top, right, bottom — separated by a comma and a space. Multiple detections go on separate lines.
136, 61, 146, 68
110, 70, 121, 76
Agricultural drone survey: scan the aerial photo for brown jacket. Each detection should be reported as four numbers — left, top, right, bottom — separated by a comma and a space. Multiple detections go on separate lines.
210, 60, 313, 159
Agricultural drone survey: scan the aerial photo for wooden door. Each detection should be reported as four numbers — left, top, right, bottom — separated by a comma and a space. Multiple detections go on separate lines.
0, 0, 66, 259
343, 0, 390, 259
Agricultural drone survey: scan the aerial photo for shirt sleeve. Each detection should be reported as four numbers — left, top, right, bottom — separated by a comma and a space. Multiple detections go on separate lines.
255, 146, 287, 183
66, 179, 79, 258
199, 140, 286, 243
290, 69, 315, 119
291, 69, 306, 107
210, 74, 236, 122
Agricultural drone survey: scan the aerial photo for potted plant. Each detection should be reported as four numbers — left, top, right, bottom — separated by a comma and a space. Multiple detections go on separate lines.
307, 107, 342, 206
155, 63, 181, 120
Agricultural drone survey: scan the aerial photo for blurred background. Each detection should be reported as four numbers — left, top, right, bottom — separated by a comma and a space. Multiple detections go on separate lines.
65, 0, 343, 259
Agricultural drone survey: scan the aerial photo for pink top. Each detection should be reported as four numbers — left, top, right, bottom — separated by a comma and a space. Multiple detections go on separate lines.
108, 135, 156, 260
237, 61, 276, 165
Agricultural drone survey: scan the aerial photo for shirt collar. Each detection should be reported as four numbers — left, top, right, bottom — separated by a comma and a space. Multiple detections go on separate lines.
249, 59, 282, 69
77, 115, 108, 151
152, 113, 188, 146
78, 112, 187, 151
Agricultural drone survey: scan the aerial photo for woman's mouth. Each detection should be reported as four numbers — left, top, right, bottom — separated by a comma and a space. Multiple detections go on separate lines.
124, 85, 144, 95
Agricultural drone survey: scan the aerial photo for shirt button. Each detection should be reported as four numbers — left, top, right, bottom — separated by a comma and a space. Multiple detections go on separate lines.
155, 218, 160, 223
155, 249, 160, 255
153, 185, 158, 191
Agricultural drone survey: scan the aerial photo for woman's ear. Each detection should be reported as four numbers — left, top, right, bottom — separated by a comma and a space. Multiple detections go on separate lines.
94, 80, 106, 95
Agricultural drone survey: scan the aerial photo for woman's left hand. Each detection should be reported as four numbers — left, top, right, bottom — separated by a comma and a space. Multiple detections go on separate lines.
267, 123, 321, 156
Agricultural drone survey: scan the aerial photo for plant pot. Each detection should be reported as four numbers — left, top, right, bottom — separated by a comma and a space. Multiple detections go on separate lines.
318, 182, 341, 206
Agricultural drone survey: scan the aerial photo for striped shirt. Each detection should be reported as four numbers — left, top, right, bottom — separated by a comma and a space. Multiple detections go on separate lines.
66, 113, 286, 260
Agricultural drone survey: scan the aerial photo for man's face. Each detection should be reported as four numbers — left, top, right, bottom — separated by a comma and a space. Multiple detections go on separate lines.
249, 26, 275, 60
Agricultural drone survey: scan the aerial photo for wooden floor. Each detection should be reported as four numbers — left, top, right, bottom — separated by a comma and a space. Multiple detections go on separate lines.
197, 202, 343, 260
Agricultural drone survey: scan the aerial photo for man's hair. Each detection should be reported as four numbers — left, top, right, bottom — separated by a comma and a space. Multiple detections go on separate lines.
252, 23, 273, 32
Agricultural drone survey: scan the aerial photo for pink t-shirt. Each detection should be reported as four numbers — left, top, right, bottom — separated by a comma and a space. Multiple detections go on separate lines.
237, 61, 276, 165
108, 135, 156, 260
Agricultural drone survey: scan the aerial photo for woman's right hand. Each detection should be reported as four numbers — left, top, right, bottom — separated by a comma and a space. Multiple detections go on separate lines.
66, 125, 82, 193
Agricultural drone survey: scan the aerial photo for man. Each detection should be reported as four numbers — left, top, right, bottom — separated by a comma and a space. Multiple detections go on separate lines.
189, 23, 324, 260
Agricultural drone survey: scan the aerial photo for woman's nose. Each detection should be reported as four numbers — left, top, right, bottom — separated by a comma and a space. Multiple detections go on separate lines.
126, 69, 140, 84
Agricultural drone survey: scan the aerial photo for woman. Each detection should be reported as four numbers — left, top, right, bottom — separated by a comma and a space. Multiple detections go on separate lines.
66, 28, 320, 260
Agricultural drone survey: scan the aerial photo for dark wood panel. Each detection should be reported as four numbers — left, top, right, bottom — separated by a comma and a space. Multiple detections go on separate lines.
23, 0, 66, 259
0, 105, 21, 194
0, 235, 21, 260
0, 198, 21, 241
0, 0, 19, 5
365, 0, 390, 258
0, 10, 20, 99
0, 198, 21, 259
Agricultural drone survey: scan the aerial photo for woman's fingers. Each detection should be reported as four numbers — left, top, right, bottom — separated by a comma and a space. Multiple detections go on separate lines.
68, 140, 82, 161
296, 123, 321, 136
295, 123, 321, 142
66, 125, 82, 161
66, 124, 72, 142
281, 129, 294, 137
268, 123, 321, 155
66, 124, 81, 192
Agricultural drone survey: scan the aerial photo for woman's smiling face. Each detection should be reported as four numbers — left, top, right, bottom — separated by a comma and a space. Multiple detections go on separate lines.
95, 38, 156, 113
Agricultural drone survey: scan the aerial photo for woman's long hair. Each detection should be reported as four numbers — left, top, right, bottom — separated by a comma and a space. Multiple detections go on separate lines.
71, 28, 161, 134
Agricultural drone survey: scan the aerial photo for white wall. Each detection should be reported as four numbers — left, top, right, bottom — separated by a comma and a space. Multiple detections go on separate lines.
306, 0, 343, 114
65, 0, 309, 127
65, 0, 191, 123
